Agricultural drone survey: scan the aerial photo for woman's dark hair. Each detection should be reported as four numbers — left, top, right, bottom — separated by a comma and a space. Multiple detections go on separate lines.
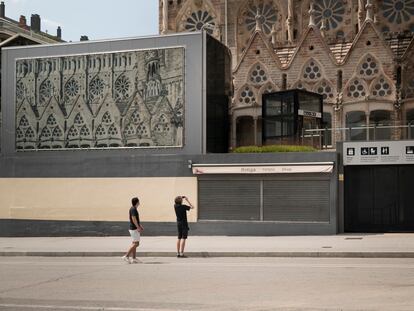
174, 196, 183, 205
131, 197, 139, 206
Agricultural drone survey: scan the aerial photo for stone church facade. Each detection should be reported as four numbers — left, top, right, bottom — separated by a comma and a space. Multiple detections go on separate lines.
159, 0, 414, 148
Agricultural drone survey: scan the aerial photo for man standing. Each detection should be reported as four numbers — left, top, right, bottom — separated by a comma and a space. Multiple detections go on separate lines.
174, 195, 194, 258
122, 197, 144, 264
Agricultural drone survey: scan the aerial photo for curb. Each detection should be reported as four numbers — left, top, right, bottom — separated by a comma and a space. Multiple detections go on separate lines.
1, 251, 414, 258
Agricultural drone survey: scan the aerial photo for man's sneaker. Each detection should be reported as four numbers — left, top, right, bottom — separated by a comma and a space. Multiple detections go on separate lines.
177, 254, 181, 258
130, 258, 140, 264
180, 254, 187, 258
122, 256, 130, 263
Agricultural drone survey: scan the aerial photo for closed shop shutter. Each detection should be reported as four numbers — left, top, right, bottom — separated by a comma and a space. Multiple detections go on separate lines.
198, 180, 260, 220
263, 180, 330, 222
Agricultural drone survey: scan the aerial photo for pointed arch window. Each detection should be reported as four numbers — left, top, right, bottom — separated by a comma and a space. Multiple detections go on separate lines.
302, 59, 322, 81
40, 127, 52, 140
131, 110, 141, 124
68, 126, 79, 139
52, 126, 63, 139
80, 125, 91, 137
249, 63, 268, 85
102, 112, 112, 124
347, 79, 367, 99
74, 113, 85, 125
47, 114, 57, 126
238, 85, 256, 105
108, 124, 119, 136
315, 80, 335, 101
358, 55, 380, 78
96, 124, 106, 137
372, 77, 393, 98
124, 123, 136, 136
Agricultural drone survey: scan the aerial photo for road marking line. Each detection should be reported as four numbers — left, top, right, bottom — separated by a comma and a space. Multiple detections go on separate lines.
0, 304, 182, 311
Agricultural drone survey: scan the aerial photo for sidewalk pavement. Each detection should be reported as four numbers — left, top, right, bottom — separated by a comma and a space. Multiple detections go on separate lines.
1, 234, 414, 258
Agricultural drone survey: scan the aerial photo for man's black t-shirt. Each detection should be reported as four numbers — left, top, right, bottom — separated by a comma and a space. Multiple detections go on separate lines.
174, 204, 191, 228
129, 206, 140, 230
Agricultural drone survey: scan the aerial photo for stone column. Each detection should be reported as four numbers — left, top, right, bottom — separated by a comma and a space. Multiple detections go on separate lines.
366, 112, 370, 141
365, 0, 374, 22
358, 0, 365, 30
253, 116, 258, 146
286, 0, 294, 42
309, 1, 316, 27
162, 0, 169, 34
231, 115, 238, 149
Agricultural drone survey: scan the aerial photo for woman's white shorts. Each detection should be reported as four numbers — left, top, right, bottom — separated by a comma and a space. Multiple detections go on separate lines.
129, 229, 140, 242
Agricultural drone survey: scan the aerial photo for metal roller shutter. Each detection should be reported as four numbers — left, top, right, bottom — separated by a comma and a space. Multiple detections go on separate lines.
263, 180, 330, 222
198, 180, 260, 220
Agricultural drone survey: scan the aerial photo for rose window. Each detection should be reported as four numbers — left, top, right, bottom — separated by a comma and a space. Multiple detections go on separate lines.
52, 127, 63, 138
102, 112, 112, 124
47, 115, 57, 126
115, 75, 130, 99
68, 126, 79, 138
314, 0, 345, 30
74, 113, 85, 125
19, 116, 29, 127
347, 79, 366, 98
131, 111, 141, 124
245, 1, 277, 35
372, 78, 393, 97
303, 61, 322, 81
185, 10, 215, 35
65, 79, 79, 97
39, 80, 53, 104
359, 56, 379, 77
316, 81, 335, 101
16, 81, 25, 101
25, 127, 35, 139
250, 64, 268, 84
382, 0, 414, 24
124, 123, 136, 136
238, 86, 256, 105
89, 77, 104, 99
108, 124, 118, 136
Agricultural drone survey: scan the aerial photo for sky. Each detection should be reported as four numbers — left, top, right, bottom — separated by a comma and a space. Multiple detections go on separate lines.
4, 0, 159, 42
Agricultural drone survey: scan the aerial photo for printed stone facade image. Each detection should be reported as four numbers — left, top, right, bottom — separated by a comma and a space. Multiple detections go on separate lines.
160, 0, 414, 148
15, 48, 184, 150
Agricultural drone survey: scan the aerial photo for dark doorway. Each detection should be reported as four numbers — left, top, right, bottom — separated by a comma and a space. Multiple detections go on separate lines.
345, 165, 414, 232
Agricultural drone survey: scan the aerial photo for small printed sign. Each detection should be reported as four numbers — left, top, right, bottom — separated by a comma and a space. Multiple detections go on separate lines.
343, 141, 414, 166
347, 148, 355, 156
381, 147, 389, 155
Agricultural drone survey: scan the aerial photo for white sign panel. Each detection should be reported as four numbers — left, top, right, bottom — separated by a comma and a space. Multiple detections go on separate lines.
343, 140, 414, 166
298, 109, 322, 119
192, 165, 333, 174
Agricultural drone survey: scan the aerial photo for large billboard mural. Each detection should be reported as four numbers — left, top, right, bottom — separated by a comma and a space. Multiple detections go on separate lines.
15, 47, 184, 150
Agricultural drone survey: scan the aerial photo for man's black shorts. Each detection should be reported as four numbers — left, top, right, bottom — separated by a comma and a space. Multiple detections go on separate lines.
177, 223, 189, 239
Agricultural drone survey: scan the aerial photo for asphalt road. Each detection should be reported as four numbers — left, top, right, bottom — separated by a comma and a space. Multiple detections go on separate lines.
0, 257, 414, 310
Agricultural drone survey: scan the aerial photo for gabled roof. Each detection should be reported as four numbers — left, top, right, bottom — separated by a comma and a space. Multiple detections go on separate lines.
274, 46, 296, 66
341, 20, 394, 65
386, 35, 413, 60
285, 26, 340, 68
0, 33, 44, 48
329, 42, 353, 63
234, 30, 282, 73
401, 36, 414, 62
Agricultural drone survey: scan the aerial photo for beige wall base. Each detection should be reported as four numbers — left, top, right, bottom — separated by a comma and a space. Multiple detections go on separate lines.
0, 177, 198, 222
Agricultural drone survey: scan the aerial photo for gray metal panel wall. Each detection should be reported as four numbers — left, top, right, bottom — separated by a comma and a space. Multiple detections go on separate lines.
198, 180, 260, 220
263, 179, 330, 222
